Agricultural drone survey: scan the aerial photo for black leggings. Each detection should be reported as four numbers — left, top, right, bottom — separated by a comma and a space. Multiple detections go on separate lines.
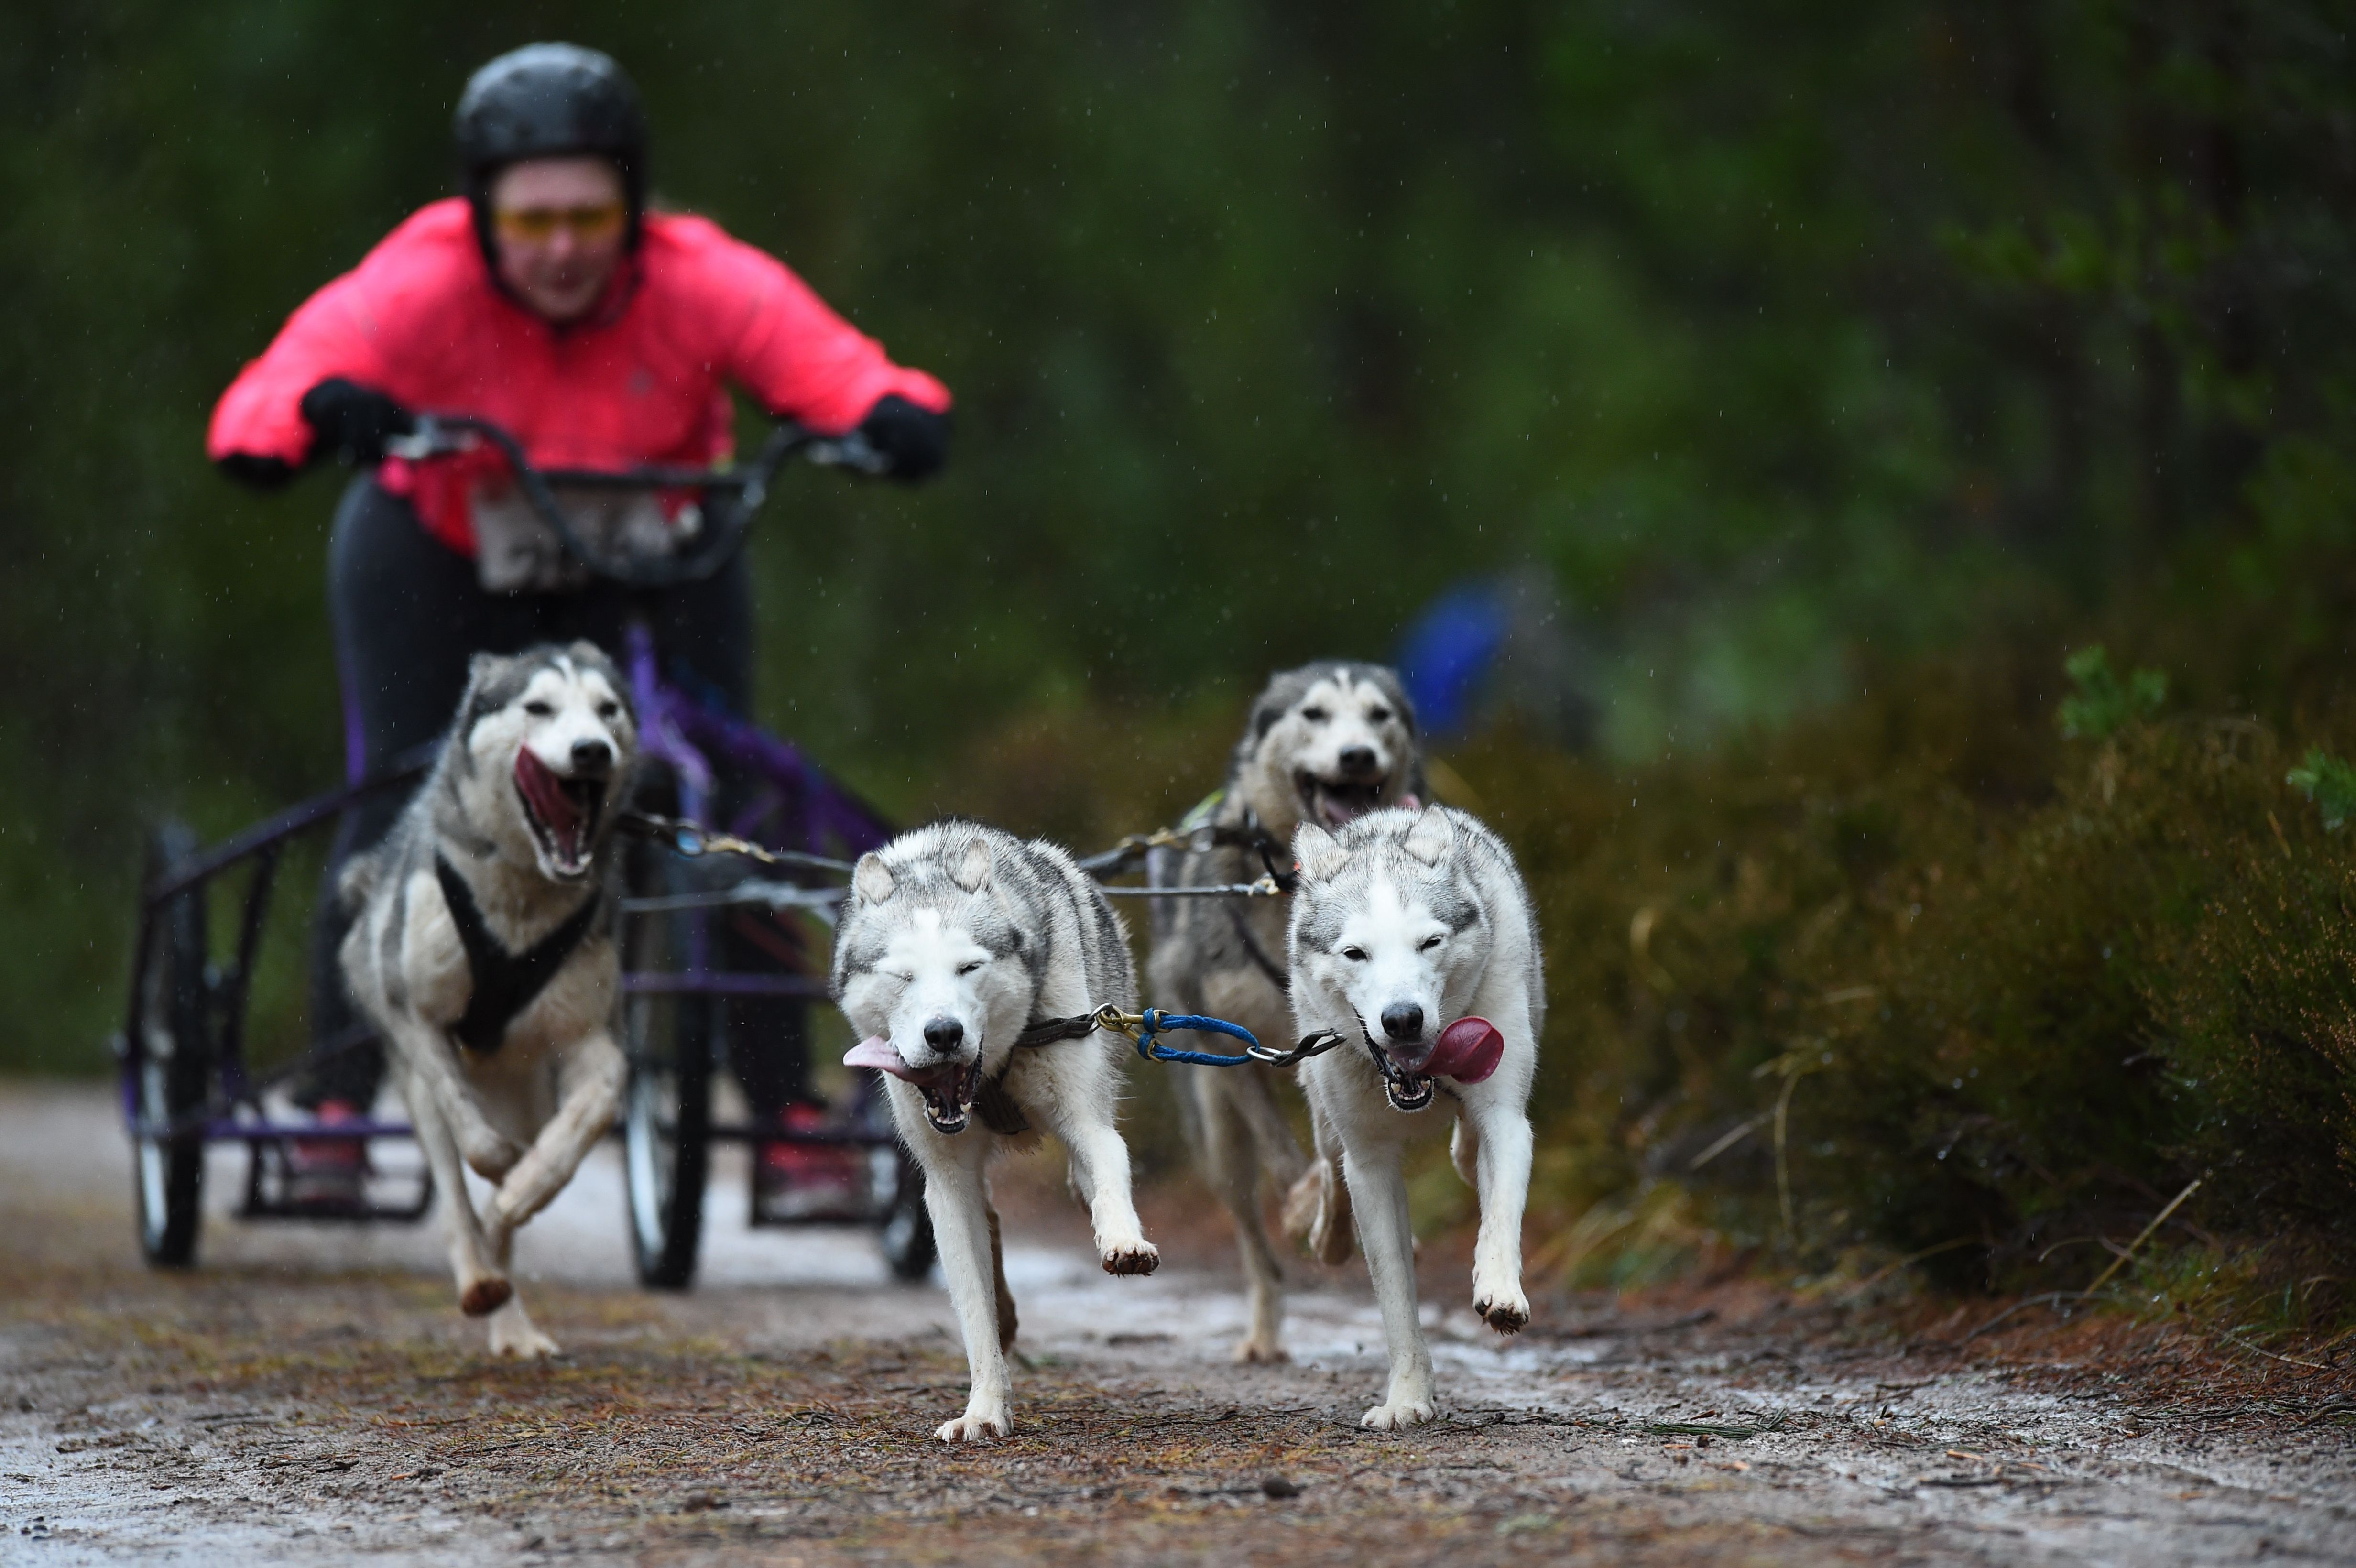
304, 477, 807, 1115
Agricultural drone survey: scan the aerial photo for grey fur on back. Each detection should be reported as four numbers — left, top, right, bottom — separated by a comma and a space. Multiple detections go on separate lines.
831, 820, 1136, 1014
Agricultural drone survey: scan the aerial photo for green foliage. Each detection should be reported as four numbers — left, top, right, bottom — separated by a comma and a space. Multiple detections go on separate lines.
2285, 747, 2356, 830
2058, 646, 2169, 740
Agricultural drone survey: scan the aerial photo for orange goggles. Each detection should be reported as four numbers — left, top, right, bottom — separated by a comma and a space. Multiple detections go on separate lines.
491, 202, 627, 244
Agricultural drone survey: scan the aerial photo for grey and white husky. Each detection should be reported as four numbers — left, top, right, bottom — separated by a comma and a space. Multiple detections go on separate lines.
832, 821, 1159, 1442
1146, 661, 1424, 1361
339, 643, 637, 1358
1287, 804, 1543, 1429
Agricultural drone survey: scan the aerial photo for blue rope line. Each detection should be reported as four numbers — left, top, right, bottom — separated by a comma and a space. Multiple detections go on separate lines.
1131, 1008, 1263, 1066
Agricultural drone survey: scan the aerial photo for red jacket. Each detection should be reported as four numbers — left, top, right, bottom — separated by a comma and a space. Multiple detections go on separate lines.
209, 198, 950, 555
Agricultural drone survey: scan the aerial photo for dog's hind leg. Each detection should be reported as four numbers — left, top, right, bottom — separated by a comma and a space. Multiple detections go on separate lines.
404, 1071, 511, 1320
1196, 1068, 1287, 1361
1462, 1095, 1534, 1334
1341, 1137, 1437, 1429
1282, 1100, 1355, 1267
987, 1204, 1018, 1353
488, 1030, 626, 1239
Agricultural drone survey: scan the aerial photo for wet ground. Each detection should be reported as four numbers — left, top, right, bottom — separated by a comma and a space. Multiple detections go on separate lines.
3, 1080, 2352, 1566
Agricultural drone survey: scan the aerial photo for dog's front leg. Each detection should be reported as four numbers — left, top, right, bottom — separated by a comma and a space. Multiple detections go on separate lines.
403, 1067, 511, 1319
1039, 1064, 1159, 1279
910, 1126, 1014, 1442
1463, 1096, 1534, 1334
391, 1017, 525, 1179
1342, 1138, 1437, 1429
481, 1224, 560, 1359
487, 1030, 626, 1239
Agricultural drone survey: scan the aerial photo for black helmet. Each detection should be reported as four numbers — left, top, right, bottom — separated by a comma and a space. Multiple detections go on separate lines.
454, 43, 648, 256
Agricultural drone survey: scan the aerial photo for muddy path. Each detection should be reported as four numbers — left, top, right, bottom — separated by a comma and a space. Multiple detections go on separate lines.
2, 1082, 2351, 1566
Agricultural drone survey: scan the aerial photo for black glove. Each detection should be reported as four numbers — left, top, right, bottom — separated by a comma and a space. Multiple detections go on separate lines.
299, 378, 416, 468
855, 393, 951, 483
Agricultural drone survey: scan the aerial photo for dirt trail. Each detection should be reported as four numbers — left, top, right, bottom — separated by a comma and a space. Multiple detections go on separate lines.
2, 1081, 2350, 1566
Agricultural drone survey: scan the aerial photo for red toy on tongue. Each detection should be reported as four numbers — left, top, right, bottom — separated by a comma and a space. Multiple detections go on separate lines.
1424, 1016, 1504, 1083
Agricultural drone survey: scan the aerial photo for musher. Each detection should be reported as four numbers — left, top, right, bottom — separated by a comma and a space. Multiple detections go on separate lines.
208, 42, 950, 1207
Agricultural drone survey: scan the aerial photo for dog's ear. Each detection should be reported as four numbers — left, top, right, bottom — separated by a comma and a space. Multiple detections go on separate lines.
950, 834, 993, 893
852, 852, 896, 905
1293, 822, 1348, 882
1403, 805, 1455, 866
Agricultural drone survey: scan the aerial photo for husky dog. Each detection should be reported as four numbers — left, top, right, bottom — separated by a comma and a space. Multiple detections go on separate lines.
1146, 662, 1423, 1361
833, 821, 1159, 1442
1287, 804, 1543, 1429
339, 644, 636, 1358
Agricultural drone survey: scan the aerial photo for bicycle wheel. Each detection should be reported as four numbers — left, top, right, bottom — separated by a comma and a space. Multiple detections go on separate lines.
132, 823, 209, 1268
622, 843, 713, 1289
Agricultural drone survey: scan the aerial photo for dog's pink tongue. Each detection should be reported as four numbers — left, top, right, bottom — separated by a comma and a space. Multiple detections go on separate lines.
844, 1036, 924, 1083
1426, 1016, 1504, 1084
1399, 793, 1422, 811
514, 749, 582, 850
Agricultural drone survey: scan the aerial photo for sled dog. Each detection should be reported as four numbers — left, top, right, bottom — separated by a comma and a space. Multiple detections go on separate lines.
1146, 662, 1424, 1361
833, 821, 1159, 1442
1287, 804, 1543, 1428
339, 644, 637, 1357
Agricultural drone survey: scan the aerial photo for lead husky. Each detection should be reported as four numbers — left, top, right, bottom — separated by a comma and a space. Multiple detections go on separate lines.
339, 644, 636, 1358
833, 821, 1159, 1442
1287, 804, 1543, 1429
1147, 662, 1424, 1361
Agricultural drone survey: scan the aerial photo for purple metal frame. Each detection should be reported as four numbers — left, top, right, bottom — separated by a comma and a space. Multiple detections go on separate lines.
118, 624, 899, 1224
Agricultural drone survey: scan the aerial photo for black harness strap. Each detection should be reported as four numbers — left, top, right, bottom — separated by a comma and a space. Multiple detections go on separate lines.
1224, 902, 1291, 991
435, 856, 605, 1055
975, 1012, 1110, 1136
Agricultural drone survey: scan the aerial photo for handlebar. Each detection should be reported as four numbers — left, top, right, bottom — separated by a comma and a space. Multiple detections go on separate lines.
382, 413, 888, 588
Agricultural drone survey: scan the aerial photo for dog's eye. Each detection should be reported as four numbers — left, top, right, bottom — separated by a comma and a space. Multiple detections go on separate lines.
1341, 946, 1368, 962
595, 701, 620, 719
957, 960, 983, 976
1418, 934, 1444, 951
524, 701, 554, 717
1302, 706, 1330, 723
1366, 707, 1392, 724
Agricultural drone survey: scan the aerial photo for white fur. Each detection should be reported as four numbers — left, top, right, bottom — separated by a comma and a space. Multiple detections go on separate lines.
834, 823, 1157, 1441
1287, 805, 1543, 1429
340, 648, 635, 1357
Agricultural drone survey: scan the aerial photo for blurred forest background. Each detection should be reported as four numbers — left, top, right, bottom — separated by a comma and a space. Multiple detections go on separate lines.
8, 2, 2356, 1308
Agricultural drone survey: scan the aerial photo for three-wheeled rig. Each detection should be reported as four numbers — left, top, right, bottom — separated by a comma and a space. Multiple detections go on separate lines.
117, 414, 935, 1289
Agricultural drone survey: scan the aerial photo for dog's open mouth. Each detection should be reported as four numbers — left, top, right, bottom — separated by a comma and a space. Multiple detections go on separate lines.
1295, 769, 1390, 828
514, 749, 605, 879
843, 1036, 979, 1134
1364, 1033, 1438, 1112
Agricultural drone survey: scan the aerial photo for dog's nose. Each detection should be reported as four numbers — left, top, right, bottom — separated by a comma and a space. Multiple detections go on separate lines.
1381, 1002, 1425, 1043
922, 1016, 966, 1055
570, 738, 613, 776
1338, 744, 1379, 777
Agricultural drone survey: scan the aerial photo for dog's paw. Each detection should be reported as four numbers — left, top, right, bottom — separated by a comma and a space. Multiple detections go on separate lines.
1474, 1287, 1530, 1335
1232, 1337, 1289, 1365
487, 1304, 559, 1359
935, 1405, 1011, 1443
1100, 1239, 1160, 1276
459, 1275, 513, 1317
1361, 1397, 1438, 1431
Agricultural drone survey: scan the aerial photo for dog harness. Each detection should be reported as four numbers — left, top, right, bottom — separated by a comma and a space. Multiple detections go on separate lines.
434, 856, 605, 1055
